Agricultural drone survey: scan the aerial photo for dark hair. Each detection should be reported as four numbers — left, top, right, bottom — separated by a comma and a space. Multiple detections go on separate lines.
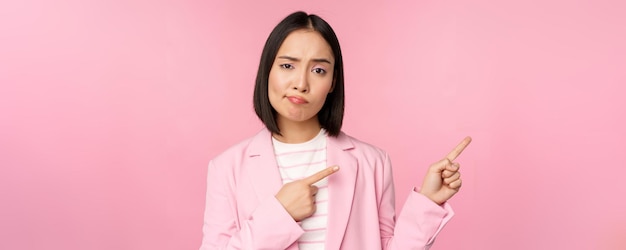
253, 11, 345, 137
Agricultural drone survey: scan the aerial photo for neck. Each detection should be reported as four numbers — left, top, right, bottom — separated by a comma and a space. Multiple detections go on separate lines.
273, 116, 322, 143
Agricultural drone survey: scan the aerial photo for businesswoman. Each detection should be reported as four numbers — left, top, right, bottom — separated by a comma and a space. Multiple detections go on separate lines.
200, 11, 471, 250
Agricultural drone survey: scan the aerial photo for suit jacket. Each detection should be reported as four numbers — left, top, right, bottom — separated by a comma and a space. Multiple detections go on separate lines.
200, 129, 453, 250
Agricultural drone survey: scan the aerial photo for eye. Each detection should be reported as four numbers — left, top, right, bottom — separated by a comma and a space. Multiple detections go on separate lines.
280, 64, 294, 69
312, 68, 326, 74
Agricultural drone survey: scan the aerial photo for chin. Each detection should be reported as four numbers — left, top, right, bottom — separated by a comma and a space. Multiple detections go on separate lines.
280, 112, 317, 124
287, 116, 314, 123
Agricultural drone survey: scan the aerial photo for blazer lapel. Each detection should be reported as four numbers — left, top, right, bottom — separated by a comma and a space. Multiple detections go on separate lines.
325, 132, 358, 250
245, 129, 358, 249
246, 129, 283, 202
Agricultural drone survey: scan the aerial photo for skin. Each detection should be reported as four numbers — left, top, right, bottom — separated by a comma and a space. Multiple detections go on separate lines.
270, 29, 471, 222
268, 29, 335, 144
419, 136, 472, 205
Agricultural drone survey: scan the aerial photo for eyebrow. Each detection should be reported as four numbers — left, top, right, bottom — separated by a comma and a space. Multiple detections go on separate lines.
277, 55, 332, 64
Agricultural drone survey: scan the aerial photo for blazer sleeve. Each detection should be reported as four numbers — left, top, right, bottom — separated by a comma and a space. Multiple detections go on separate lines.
378, 153, 454, 250
199, 160, 304, 250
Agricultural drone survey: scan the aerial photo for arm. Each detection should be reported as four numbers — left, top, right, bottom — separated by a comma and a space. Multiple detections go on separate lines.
378, 153, 454, 250
199, 160, 304, 250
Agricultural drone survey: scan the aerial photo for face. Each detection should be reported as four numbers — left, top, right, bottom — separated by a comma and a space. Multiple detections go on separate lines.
268, 29, 335, 126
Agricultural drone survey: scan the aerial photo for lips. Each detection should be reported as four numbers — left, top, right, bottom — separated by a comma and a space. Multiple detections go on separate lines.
287, 96, 308, 104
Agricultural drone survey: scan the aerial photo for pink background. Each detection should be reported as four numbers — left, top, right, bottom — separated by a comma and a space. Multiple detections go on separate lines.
1, 0, 625, 249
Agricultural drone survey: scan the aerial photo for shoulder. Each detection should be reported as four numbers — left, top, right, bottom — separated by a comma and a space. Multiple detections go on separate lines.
336, 131, 389, 160
210, 129, 267, 165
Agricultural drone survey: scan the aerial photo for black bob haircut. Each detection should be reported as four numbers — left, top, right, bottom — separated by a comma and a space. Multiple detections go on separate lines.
253, 11, 345, 137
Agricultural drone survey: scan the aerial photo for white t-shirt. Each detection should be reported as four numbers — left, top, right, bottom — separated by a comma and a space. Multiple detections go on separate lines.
272, 129, 329, 250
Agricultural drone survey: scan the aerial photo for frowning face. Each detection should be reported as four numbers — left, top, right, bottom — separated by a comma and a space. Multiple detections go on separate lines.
268, 29, 335, 127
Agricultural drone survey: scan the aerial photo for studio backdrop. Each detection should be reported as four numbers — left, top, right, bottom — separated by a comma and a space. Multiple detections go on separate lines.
1, 0, 625, 249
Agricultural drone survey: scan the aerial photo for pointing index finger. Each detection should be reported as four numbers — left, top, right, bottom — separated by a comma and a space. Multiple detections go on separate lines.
302, 166, 339, 185
445, 136, 472, 161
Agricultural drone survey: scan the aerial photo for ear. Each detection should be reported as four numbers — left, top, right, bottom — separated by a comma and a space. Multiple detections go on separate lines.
329, 76, 336, 93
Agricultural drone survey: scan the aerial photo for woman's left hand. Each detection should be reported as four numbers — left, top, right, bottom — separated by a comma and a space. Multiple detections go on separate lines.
419, 137, 472, 205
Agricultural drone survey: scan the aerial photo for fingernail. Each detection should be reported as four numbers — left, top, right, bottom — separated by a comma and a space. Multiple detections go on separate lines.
332, 166, 339, 171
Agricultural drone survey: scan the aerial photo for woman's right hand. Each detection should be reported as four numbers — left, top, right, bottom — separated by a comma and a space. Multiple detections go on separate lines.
275, 166, 339, 221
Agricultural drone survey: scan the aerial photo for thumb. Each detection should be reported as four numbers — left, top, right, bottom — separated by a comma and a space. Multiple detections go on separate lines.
429, 158, 452, 174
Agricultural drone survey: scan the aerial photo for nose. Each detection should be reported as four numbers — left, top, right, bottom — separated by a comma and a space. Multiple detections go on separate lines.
292, 70, 309, 93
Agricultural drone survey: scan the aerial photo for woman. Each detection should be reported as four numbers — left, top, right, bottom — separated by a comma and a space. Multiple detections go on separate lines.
200, 11, 471, 250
